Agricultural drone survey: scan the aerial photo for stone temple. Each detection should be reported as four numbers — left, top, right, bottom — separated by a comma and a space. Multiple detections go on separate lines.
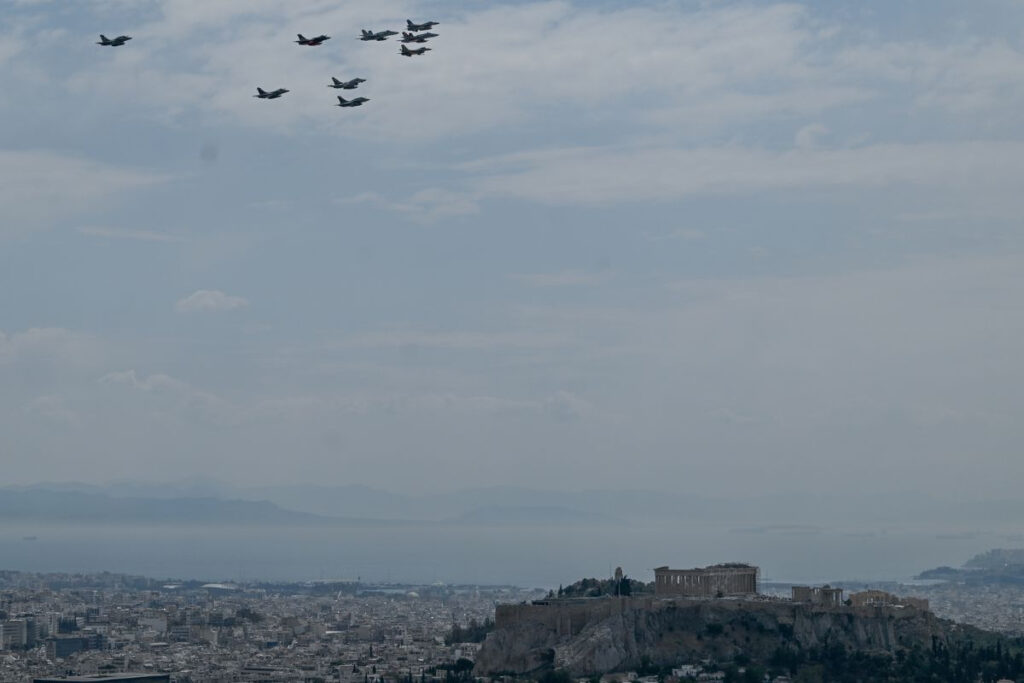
653, 563, 759, 597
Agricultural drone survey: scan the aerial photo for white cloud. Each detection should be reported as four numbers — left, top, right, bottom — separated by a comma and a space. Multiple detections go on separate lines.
342, 329, 570, 351
0, 328, 98, 367
333, 191, 385, 206
393, 188, 480, 221
639, 86, 874, 133
500, 253, 1024, 486
794, 122, 828, 149
332, 188, 478, 222
836, 39, 1024, 113
77, 226, 183, 243
99, 369, 189, 392
95, 367, 592, 429
461, 140, 1024, 206
99, 369, 243, 427
0, 150, 167, 236
542, 390, 591, 421
24, 395, 80, 427
175, 289, 250, 313
0, 33, 25, 67
644, 228, 705, 242
2, 252, 1019, 495
511, 270, 608, 287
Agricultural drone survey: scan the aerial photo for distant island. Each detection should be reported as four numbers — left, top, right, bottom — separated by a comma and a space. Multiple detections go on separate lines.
918, 548, 1024, 585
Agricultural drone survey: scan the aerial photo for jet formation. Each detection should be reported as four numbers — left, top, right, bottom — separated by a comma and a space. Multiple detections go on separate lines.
98, 18, 440, 110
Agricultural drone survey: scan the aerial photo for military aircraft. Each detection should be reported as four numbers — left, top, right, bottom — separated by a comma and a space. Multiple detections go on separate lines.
328, 77, 366, 90
97, 34, 132, 46
400, 31, 437, 43
296, 33, 331, 46
336, 95, 370, 107
360, 29, 397, 41
407, 20, 440, 32
400, 44, 431, 57
254, 87, 289, 99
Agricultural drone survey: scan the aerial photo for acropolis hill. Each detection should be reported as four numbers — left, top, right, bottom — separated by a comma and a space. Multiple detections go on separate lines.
474, 565, 952, 677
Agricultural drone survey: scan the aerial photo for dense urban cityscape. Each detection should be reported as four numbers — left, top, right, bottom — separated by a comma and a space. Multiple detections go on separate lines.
2, 566, 1023, 682
0, 571, 535, 683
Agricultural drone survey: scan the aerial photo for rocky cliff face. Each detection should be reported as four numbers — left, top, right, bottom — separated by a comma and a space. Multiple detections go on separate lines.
475, 598, 950, 676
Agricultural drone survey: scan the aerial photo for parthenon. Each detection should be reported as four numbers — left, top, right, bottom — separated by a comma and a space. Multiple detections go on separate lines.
653, 563, 759, 597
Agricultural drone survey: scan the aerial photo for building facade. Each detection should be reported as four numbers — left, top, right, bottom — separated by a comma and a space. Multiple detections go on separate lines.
849, 590, 929, 611
792, 585, 844, 606
45, 633, 104, 660
654, 564, 758, 597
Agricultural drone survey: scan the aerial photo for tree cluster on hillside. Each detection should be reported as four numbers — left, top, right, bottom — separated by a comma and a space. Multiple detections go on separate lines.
445, 617, 494, 644
431, 657, 475, 683
552, 575, 651, 598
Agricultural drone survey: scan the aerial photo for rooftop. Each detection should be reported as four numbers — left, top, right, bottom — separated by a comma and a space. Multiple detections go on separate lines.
32, 674, 170, 683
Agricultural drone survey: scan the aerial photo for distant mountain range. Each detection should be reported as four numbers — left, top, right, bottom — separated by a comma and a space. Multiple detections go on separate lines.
447, 505, 622, 526
0, 488, 626, 527
0, 489, 338, 526
2, 481, 679, 525
5, 479, 1024, 530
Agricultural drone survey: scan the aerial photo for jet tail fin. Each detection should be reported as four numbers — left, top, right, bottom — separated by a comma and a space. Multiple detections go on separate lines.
99, 34, 109, 42
332, 77, 341, 85
257, 87, 267, 95
297, 34, 307, 41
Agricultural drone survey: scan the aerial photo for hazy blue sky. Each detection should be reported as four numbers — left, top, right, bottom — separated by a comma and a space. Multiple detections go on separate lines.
2, 0, 1023, 497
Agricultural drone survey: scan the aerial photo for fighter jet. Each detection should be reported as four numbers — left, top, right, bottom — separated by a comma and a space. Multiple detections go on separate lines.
407, 20, 439, 32
360, 29, 397, 41
97, 34, 132, 46
296, 33, 331, 46
401, 31, 437, 43
254, 87, 289, 99
336, 95, 370, 107
329, 77, 366, 90
400, 44, 431, 57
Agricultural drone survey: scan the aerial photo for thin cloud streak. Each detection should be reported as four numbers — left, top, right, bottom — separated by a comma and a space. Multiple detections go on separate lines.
77, 226, 184, 243
0, 150, 168, 235
462, 141, 1024, 205
511, 270, 609, 287
175, 290, 250, 313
